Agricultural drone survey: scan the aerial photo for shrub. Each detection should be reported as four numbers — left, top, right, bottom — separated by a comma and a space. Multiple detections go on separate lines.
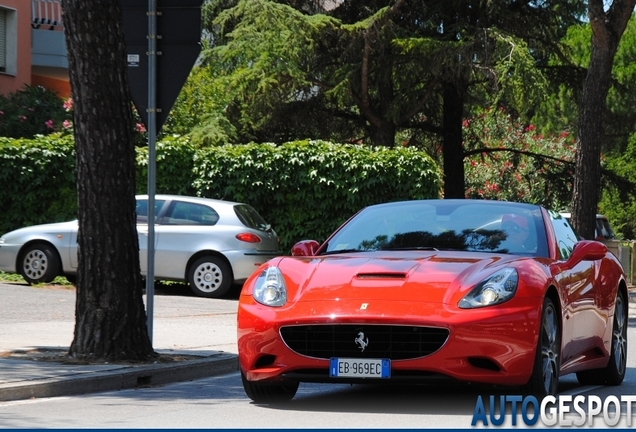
0, 133, 77, 235
464, 107, 576, 210
0, 85, 72, 138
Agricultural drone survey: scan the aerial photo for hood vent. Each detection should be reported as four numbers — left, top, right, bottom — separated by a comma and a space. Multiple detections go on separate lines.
356, 272, 407, 280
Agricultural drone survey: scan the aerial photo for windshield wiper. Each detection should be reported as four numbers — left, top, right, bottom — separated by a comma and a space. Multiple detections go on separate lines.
379, 246, 439, 251
322, 248, 366, 255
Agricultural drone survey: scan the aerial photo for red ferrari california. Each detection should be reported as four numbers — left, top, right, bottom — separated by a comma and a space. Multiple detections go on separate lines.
237, 199, 627, 402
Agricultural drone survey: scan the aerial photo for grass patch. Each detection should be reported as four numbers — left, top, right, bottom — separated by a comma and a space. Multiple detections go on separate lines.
0, 271, 26, 283
0, 271, 73, 286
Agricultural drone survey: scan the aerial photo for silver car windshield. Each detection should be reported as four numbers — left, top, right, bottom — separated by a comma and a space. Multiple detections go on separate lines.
234, 204, 273, 232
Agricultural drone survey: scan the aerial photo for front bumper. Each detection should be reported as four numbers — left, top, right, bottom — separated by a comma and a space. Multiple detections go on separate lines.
238, 296, 541, 386
0, 243, 20, 273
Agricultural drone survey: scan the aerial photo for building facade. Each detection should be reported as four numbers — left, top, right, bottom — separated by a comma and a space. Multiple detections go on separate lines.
0, 0, 69, 97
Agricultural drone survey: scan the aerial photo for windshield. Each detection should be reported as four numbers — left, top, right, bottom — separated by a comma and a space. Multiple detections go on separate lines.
323, 200, 548, 257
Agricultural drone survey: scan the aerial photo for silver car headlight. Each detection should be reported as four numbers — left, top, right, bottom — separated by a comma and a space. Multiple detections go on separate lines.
253, 266, 287, 307
458, 268, 518, 309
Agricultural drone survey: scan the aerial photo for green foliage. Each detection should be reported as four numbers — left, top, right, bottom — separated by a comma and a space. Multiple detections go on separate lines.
599, 132, 636, 240
0, 134, 77, 235
0, 85, 72, 138
193, 140, 442, 251
198, 0, 582, 153
135, 136, 198, 196
205, 0, 339, 140
464, 107, 576, 210
532, 17, 636, 153
0, 271, 73, 285
491, 33, 550, 115
605, 17, 636, 154
162, 66, 237, 145
0, 271, 28, 283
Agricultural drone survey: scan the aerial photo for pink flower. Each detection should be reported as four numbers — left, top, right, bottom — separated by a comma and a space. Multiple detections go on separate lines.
18, 115, 26, 122
63, 98, 74, 111
63, 120, 72, 129
135, 123, 146, 133
45, 119, 54, 129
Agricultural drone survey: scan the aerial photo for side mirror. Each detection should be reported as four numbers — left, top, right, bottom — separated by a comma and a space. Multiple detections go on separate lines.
291, 240, 320, 257
563, 240, 607, 268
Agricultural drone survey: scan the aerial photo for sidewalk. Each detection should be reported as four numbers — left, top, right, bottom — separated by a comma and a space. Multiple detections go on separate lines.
0, 348, 237, 402
0, 282, 240, 402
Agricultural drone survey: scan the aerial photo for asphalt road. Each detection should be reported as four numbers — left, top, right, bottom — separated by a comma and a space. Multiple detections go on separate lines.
2, 282, 636, 428
2, 363, 636, 428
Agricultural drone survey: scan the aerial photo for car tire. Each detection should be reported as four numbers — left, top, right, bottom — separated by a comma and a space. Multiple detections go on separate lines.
241, 371, 299, 403
576, 289, 627, 386
19, 243, 61, 284
523, 296, 560, 397
187, 256, 232, 298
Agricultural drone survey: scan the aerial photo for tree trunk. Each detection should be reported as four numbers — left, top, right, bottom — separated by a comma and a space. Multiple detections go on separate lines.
571, 0, 635, 239
61, 0, 155, 361
369, 121, 396, 148
442, 82, 465, 198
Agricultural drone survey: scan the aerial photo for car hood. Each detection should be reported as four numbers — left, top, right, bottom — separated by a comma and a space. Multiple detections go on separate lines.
276, 251, 522, 305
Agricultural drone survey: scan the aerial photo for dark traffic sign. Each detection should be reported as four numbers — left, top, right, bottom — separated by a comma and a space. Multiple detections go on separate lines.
122, 0, 203, 134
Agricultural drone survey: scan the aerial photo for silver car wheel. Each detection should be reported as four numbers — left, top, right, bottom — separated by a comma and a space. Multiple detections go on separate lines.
20, 243, 60, 284
188, 256, 232, 298
25, 249, 47, 279
541, 301, 559, 395
194, 262, 223, 292
523, 297, 560, 397
612, 294, 627, 376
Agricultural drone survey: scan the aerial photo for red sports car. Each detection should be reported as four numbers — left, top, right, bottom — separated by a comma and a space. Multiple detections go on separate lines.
237, 199, 627, 402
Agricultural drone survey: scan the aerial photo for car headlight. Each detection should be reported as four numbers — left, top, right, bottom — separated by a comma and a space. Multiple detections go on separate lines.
458, 268, 518, 309
253, 266, 287, 307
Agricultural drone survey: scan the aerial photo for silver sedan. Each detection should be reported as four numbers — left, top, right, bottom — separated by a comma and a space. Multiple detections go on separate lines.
0, 195, 280, 297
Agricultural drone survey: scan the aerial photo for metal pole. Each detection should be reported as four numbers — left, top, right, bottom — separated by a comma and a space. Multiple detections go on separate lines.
145, 0, 157, 342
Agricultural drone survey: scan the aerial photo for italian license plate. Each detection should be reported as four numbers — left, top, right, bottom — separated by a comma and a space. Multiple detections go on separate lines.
329, 358, 391, 378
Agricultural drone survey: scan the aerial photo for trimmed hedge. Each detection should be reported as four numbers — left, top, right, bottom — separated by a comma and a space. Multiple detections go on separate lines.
191, 140, 442, 251
135, 136, 198, 196
0, 134, 77, 234
2, 136, 442, 253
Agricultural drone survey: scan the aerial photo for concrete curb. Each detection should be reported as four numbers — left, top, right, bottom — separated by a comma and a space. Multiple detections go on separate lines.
0, 352, 238, 402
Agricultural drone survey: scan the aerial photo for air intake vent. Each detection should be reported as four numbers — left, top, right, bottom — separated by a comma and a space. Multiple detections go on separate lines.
356, 272, 407, 279
280, 324, 449, 360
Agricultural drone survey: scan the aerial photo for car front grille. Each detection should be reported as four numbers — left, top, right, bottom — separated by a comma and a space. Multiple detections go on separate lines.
279, 324, 449, 361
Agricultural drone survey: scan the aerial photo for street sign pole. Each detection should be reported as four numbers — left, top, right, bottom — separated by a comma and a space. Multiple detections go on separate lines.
145, 0, 157, 342
123, 0, 203, 344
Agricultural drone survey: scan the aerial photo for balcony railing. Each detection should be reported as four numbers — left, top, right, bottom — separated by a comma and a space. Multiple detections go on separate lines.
31, 0, 63, 29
